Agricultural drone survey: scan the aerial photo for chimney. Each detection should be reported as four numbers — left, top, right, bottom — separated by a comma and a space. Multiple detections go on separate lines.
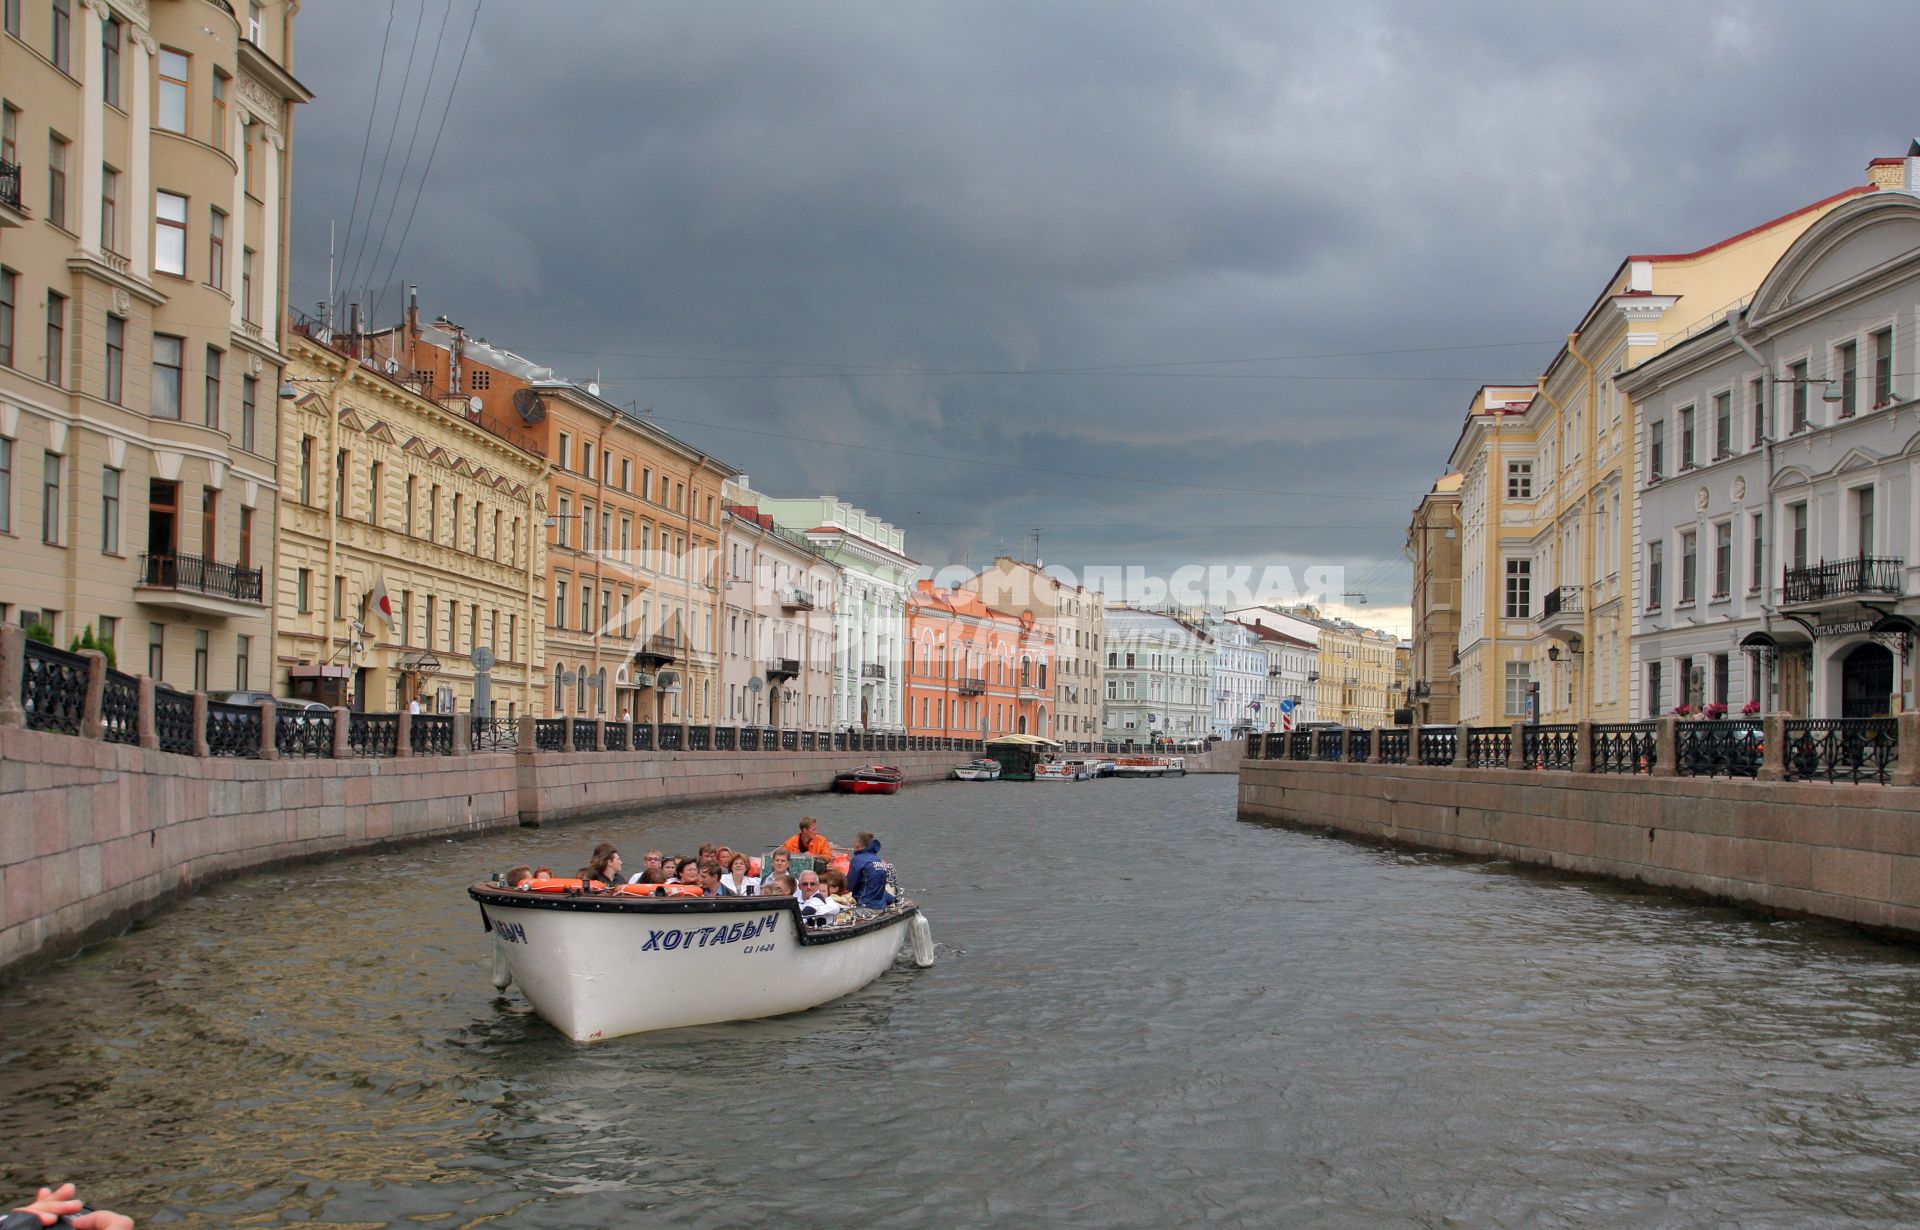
407, 284, 419, 338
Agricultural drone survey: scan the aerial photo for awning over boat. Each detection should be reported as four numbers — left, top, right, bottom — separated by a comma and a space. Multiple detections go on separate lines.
985, 733, 1060, 746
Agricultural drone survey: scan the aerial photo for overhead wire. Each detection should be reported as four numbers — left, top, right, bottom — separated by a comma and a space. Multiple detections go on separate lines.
330, 0, 399, 325
356, 0, 459, 321
337, 0, 430, 316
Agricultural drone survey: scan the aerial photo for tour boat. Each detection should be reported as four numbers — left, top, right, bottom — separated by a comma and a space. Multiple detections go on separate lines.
1111, 754, 1187, 778
471, 881, 935, 1042
950, 758, 1002, 781
831, 765, 904, 794
1036, 760, 1096, 781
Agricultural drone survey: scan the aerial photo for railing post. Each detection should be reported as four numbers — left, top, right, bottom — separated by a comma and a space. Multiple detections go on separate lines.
395, 710, 413, 758
191, 691, 210, 757
0, 624, 24, 729
330, 707, 352, 759
517, 714, 537, 754
1896, 711, 1920, 787
258, 698, 279, 761
451, 713, 472, 756
136, 675, 158, 750
1757, 712, 1790, 782
1573, 720, 1594, 773
1371, 727, 1385, 765
1337, 728, 1352, 763
562, 716, 575, 753
78, 648, 106, 740
1652, 715, 1678, 779
1452, 721, 1470, 768
1507, 719, 1526, 770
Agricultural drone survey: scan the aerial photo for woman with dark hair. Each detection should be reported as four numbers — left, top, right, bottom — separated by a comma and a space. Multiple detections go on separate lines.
719, 853, 758, 896
578, 843, 622, 888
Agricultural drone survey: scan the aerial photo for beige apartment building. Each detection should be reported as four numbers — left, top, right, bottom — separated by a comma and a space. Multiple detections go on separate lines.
718, 480, 837, 732
963, 555, 1106, 739
0, 1, 305, 689
1406, 472, 1462, 725
274, 332, 547, 715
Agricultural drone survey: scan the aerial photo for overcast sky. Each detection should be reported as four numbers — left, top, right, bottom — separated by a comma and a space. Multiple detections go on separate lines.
286, 1, 1920, 632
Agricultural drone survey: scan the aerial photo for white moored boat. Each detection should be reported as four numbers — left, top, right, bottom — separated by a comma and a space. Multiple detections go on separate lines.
1111, 754, 1187, 778
950, 758, 1002, 781
470, 886, 934, 1042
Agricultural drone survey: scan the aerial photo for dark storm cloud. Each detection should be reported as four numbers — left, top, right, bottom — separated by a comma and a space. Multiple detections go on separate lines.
289, 0, 1920, 628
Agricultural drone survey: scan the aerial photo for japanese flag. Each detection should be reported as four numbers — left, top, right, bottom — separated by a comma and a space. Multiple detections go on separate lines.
369, 575, 396, 629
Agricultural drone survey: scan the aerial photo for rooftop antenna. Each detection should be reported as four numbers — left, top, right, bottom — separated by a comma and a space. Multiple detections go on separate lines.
1343, 591, 1368, 605
1029, 526, 1042, 563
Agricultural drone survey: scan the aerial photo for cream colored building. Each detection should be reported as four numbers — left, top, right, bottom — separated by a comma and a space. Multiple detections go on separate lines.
1317, 615, 1398, 728
719, 480, 837, 732
962, 555, 1106, 740
1448, 385, 1541, 723
0, 1, 305, 689
275, 333, 547, 715
1406, 473, 1462, 725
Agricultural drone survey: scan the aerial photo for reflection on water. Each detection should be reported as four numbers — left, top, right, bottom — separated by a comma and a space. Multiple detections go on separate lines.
3, 779, 1920, 1227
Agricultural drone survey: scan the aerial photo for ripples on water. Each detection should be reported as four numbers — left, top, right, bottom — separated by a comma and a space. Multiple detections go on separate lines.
3, 776, 1920, 1227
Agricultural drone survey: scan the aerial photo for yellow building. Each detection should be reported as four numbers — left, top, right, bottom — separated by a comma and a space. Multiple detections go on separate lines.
1406, 473, 1462, 725
1453, 176, 1875, 724
275, 333, 547, 715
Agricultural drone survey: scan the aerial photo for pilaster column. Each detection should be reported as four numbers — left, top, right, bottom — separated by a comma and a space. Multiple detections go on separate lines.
128, 29, 153, 274
78, 0, 106, 253
1573, 720, 1594, 773
1895, 712, 1920, 787
1452, 721, 1470, 768
395, 709, 413, 758
330, 706, 351, 759
1757, 712, 1789, 782
1508, 719, 1526, 770
261, 130, 283, 343
257, 698, 278, 760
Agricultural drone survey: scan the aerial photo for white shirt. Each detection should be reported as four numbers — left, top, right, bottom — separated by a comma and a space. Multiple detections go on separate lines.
799, 891, 840, 919
407, 699, 421, 714
719, 873, 758, 896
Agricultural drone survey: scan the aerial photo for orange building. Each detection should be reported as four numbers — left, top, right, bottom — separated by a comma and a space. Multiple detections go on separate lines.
904, 581, 1055, 739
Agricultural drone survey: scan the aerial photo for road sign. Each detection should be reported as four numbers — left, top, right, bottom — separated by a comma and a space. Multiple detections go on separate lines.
1279, 698, 1295, 715
471, 646, 496, 673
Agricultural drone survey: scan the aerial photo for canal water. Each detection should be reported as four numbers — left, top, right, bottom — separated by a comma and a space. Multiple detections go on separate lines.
4, 775, 1920, 1227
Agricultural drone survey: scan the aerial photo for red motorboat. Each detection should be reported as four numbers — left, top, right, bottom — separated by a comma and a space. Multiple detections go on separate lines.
831, 765, 903, 795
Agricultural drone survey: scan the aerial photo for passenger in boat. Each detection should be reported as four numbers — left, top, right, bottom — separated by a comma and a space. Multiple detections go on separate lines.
797, 871, 840, 925
821, 867, 856, 908
698, 864, 724, 897
781, 817, 835, 859
532, 866, 553, 880
639, 850, 665, 877
10, 1182, 134, 1230
771, 872, 798, 898
760, 850, 793, 891
669, 858, 701, 885
633, 867, 668, 885
846, 833, 896, 909
579, 844, 622, 888
504, 865, 534, 890
719, 854, 758, 896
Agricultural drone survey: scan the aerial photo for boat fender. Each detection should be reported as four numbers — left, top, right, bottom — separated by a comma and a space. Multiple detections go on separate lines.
909, 913, 936, 968
490, 930, 513, 992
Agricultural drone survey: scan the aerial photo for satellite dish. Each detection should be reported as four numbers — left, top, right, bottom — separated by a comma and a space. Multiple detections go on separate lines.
587, 381, 600, 397
511, 388, 547, 425
467, 395, 484, 414
747, 676, 764, 693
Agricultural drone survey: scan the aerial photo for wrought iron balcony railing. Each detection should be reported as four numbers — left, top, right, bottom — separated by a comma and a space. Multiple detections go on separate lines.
766, 657, 800, 680
780, 589, 815, 611
139, 552, 265, 604
0, 158, 20, 212
1540, 585, 1584, 620
957, 677, 986, 696
1782, 556, 1904, 604
861, 663, 887, 680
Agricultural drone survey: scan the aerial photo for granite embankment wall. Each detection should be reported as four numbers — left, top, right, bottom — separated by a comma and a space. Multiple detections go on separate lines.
0, 723, 962, 976
1239, 757, 1920, 939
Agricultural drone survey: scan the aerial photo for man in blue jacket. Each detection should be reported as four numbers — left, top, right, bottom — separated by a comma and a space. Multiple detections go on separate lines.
846, 831, 895, 909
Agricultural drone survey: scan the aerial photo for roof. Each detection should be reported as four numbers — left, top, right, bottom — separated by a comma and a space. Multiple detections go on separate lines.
1232, 620, 1316, 649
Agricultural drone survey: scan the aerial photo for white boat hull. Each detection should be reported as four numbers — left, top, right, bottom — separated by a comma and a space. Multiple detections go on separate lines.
472, 889, 921, 1042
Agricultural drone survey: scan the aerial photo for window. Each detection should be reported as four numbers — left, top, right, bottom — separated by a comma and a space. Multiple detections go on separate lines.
201, 487, 217, 560
1713, 521, 1731, 597
101, 466, 120, 553
1646, 661, 1663, 718
148, 623, 163, 680
553, 578, 567, 629
1646, 541, 1664, 610
43, 291, 63, 386
100, 166, 118, 252
47, 134, 67, 228
1790, 501, 1808, 571
298, 435, 312, 502
1503, 558, 1531, 619
1855, 486, 1875, 556
1504, 661, 1530, 716
2, 0, 16, 38
1713, 653, 1730, 707
238, 507, 251, 569
235, 635, 250, 691
101, 17, 121, 107
428, 484, 439, 541
424, 596, 436, 649
620, 458, 631, 491
210, 71, 228, 148
556, 432, 571, 471
157, 49, 189, 134
1713, 392, 1731, 458
1789, 361, 1809, 432
582, 443, 594, 481
1647, 420, 1664, 480
335, 449, 347, 515
1679, 405, 1695, 468
155, 191, 187, 275
40, 450, 59, 544
49, 0, 68, 72
0, 267, 11, 368
368, 461, 382, 527
1679, 531, 1696, 604
1750, 512, 1764, 592
405, 475, 416, 533
247, 1, 262, 43
240, 376, 256, 452
103, 315, 123, 404
0, 103, 14, 167
1837, 341, 1858, 417
151, 334, 182, 419
204, 346, 222, 429
192, 630, 208, 692
1873, 327, 1894, 406
241, 248, 255, 321
1506, 460, 1532, 500
1750, 376, 1766, 447
208, 209, 225, 289
0, 437, 10, 533
296, 569, 310, 612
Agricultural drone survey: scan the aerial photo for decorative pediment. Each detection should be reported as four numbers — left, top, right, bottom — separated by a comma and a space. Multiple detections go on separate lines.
364, 421, 398, 444
337, 407, 369, 433
1832, 446, 1883, 474
1770, 464, 1813, 491
401, 436, 427, 455
1750, 193, 1920, 323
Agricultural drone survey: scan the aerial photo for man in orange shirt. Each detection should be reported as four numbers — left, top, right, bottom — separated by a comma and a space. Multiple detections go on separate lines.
781, 816, 834, 859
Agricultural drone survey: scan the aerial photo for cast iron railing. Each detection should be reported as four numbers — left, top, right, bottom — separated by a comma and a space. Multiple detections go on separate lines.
740, 726, 760, 751
349, 712, 399, 757
603, 721, 629, 752
714, 725, 736, 751
1675, 721, 1764, 779
1465, 726, 1511, 768
534, 719, 566, 752
1591, 722, 1657, 775
473, 716, 518, 751
1540, 586, 1584, 620
1347, 729, 1372, 762
411, 714, 453, 756
101, 667, 139, 745
277, 708, 335, 758
0, 158, 20, 211
1522, 724, 1578, 771
138, 552, 265, 604
154, 687, 194, 754
574, 719, 600, 752
783, 728, 799, 751
1314, 729, 1343, 762
687, 724, 710, 751
1784, 718, 1897, 784
1417, 727, 1456, 766
1781, 555, 1905, 604
659, 724, 682, 751
1378, 729, 1410, 764
633, 723, 654, 751
205, 700, 261, 758
22, 640, 88, 735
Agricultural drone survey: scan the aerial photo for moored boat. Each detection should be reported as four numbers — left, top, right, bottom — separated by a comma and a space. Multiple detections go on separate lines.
831, 764, 904, 794
950, 758, 1002, 781
471, 882, 934, 1041
1111, 754, 1187, 778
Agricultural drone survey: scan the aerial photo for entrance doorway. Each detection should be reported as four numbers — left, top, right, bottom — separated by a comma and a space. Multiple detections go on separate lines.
147, 480, 179, 581
1841, 642, 1894, 718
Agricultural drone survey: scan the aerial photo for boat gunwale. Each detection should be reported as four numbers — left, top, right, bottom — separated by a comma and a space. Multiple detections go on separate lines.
469, 885, 918, 948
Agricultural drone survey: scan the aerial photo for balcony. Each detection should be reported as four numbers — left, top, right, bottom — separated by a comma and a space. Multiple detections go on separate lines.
957, 677, 987, 696
0, 158, 24, 227
766, 657, 800, 681
861, 663, 887, 680
780, 589, 815, 612
135, 553, 265, 617
1782, 556, 1905, 607
632, 634, 679, 665
1538, 584, 1584, 642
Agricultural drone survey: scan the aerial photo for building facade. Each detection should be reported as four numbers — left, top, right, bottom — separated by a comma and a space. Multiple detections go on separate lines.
719, 482, 837, 732
1101, 607, 1210, 743
1447, 385, 1543, 724
1205, 615, 1265, 737
0, 1, 305, 690
1406, 473, 1463, 725
760, 497, 913, 733
1236, 619, 1318, 729
1621, 183, 1920, 719
904, 580, 1054, 740
275, 332, 545, 714
962, 555, 1105, 739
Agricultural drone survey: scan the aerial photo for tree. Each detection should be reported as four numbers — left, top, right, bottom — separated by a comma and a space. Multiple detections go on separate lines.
23, 620, 52, 646
69, 624, 117, 670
